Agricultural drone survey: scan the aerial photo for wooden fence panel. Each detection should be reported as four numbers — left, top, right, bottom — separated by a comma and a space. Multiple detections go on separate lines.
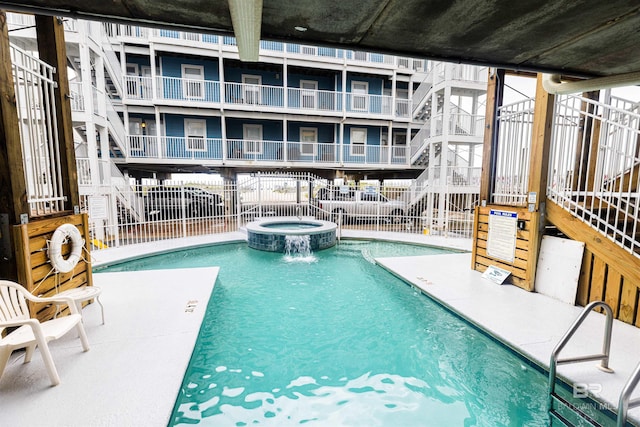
472, 205, 534, 290
12, 213, 93, 321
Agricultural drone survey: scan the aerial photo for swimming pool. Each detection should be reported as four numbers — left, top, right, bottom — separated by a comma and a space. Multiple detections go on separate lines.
103, 240, 552, 426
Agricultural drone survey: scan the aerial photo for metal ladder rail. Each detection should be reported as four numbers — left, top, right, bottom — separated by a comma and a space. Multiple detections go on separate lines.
617, 361, 640, 427
548, 301, 615, 425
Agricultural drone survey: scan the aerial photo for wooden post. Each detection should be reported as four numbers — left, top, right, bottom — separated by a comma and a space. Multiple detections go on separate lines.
524, 74, 556, 290
479, 68, 505, 204
35, 15, 79, 211
0, 12, 29, 280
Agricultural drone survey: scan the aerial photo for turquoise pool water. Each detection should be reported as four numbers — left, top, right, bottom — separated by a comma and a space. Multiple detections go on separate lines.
102, 240, 551, 426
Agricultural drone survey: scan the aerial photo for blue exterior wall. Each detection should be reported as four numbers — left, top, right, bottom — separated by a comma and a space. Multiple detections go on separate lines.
160, 56, 219, 80
345, 75, 384, 94
287, 73, 336, 91
288, 122, 335, 143
224, 66, 282, 86
158, 56, 220, 102
125, 55, 150, 73
162, 115, 223, 159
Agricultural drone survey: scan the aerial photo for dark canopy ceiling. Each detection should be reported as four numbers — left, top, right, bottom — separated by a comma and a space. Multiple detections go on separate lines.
2, 0, 640, 78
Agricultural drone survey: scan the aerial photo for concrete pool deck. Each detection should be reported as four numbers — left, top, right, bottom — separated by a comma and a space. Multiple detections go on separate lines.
0, 230, 638, 425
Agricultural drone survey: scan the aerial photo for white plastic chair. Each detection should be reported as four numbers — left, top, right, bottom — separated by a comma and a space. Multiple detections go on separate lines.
0, 280, 90, 386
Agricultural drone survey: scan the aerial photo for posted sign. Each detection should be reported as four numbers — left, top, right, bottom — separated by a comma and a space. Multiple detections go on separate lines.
487, 209, 517, 263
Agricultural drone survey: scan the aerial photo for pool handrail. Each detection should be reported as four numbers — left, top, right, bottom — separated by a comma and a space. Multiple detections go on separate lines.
547, 301, 614, 423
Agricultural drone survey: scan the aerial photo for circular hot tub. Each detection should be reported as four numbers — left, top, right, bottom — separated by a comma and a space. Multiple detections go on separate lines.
246, 217, 337, 252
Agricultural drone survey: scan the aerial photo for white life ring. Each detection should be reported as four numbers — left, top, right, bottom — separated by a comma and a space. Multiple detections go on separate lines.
48, 223, 84, 273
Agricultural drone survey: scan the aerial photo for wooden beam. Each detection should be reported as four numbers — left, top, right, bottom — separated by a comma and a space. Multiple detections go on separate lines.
35, 15, 79, 210
524, 74, 555, 288
479, 68, 504, 204
0, 12, 29, 280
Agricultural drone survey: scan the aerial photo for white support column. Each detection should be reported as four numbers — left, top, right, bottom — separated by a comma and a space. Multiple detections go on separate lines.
149, 43, 157, 100
387, 121, 393, 165
221, 113, 228, 162
98, 126, 110, 185
283, 56, 288, 109
219, 48, 227, 162
339, 120, 345, 164
437, 65, 453, 231
283, 118, 288, 162
154, 107, 161, 158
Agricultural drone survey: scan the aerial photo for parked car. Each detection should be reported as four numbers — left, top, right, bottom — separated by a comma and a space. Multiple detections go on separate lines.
145, 186, 225, 219
316, 189, 406, 224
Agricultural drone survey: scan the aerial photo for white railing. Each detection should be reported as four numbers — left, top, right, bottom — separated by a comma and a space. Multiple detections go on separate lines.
123, 135, 410, 166
286, 87, 342, 112
101, 23, 422, 71
451, 65, 488, 83
106, 96, 127, 153
124, 75, 153, 100
123, 76, 410, 118
76, 158, 92, 186
92, 85, 106, 117
81, 174, 475, 249
548, 93, 640, 256
224, 82, 284, 107
449, 113, 485, 136
395, 99, 411, 118
69, 81, 85, 111
345, 93, 393, 116
10, 43, 65, 216
492, 98, 535, 206
410, 123, 432, 161
157, 76, 221, 103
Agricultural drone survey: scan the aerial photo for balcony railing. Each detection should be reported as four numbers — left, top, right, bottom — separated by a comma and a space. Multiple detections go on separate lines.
159, 76, 221, 103
123, 76, 410, 119
102, 23, 427, 71
125, 135, 409, 165
224, 82, 284, 108
287, 87, 342, 112
124, 75, 153, 100
69, 81, 85, 112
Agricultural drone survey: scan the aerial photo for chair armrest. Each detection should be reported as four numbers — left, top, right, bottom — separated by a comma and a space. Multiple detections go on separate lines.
0, 318, 40, 329
21, 294, 80, 315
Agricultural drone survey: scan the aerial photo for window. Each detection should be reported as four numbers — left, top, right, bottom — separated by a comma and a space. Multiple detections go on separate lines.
185, 119, 206, 151
242, 75, 261, 105
350, 128, 366, 156
300, 80, 318, 109
243, 124, 263, 154
182, 65, 204, 99
351, 81, 368, 111
300, 127, 317, 155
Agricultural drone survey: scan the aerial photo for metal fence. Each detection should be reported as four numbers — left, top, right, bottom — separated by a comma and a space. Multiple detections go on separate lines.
10, 43, 66, 216
492, 98, 535, 206
80, 173, 476, 249
548, 93, 640, 256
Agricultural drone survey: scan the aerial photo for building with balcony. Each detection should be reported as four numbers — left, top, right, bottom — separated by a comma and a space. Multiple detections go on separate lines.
6, 13, 487, 235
